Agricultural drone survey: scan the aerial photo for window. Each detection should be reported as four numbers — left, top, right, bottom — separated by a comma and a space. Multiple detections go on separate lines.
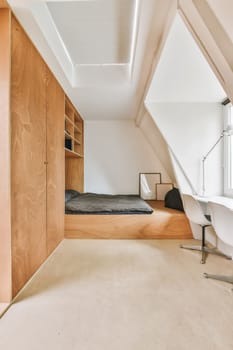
224, 103, 233, 197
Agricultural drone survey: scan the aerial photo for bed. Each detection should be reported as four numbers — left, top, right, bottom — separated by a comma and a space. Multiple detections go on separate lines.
65, 190, 153, 215
64, 190, 193, 240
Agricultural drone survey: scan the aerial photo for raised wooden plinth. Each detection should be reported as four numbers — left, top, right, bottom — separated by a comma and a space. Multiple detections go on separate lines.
65, 201, 193, 239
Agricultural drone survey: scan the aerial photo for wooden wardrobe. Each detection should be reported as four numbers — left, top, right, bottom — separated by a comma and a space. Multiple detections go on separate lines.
0, 8, 65, 302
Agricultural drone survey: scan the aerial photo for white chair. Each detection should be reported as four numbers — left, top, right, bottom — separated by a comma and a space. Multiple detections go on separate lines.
204, 202, 233, 285
180, 194, 230, 264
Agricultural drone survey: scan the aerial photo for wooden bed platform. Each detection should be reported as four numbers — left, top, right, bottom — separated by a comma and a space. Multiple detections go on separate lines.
65, 201, 193, 239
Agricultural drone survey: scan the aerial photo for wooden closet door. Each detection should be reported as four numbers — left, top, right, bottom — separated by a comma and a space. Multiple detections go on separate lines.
0, 8, 12, 303
46, 70, 65, 255
11, 16, 47, 297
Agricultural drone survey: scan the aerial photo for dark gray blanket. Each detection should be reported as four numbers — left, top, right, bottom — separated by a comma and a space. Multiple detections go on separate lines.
65, 192, 153, 215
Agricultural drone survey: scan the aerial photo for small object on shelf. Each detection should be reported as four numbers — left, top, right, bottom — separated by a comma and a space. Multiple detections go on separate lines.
64, 97, 83, 157
65, 139, 72, 150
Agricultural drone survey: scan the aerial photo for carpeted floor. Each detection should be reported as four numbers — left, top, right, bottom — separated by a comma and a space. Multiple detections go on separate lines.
0, 239, 233, 350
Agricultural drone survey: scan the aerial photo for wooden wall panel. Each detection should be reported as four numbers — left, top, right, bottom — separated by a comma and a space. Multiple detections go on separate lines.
11, 16, 47, 297
46, 70, 65, 255
0, 9, 12, 302
0, 1, 8, 8
65, 157, 84, 192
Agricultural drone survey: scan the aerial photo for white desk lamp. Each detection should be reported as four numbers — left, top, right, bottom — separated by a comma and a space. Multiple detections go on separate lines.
202, 127, 233, 197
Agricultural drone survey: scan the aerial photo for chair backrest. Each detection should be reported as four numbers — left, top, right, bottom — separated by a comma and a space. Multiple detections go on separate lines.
208, 202, 233, 247
182, 194, 210, 226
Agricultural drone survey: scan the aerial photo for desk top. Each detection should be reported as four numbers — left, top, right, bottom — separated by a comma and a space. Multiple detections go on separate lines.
194, 195, 233, 209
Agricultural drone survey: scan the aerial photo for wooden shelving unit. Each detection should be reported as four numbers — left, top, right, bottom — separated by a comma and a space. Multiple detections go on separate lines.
64, 96, 84, 192
64, 97, 83, 158
65, 148, 83, 158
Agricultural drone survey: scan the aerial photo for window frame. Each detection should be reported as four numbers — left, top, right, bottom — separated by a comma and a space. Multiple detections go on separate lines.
223, 103, 233, 197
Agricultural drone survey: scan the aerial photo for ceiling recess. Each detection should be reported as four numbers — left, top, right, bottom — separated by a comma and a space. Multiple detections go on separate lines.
47, 0, 136, 65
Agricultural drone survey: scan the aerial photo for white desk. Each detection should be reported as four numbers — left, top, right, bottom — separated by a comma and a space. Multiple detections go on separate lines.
193, 195, 233, 258
194, 195, 233, 213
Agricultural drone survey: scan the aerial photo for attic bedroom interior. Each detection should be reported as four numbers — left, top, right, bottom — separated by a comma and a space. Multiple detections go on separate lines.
0, 0, 233, 348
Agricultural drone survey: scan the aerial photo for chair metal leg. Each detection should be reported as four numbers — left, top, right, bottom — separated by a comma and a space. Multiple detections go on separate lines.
204, 248, 232, 260
180, 245, 202, 251
180, 225, 208, 264
180, 244, 207, 263
180, 245, 232, 259
201, 226, 206, 264
203, 273, 233, 285
180, 225, 231, 264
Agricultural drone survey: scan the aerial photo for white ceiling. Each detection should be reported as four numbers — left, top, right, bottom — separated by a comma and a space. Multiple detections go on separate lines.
30, 0, 138, 86
6, 1, 227, 121
8, 0, 169, 120
47, 0, 135, 65
146, 14, 226, 103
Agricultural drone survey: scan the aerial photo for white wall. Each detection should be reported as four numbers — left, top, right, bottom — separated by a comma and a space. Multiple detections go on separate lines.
84, 120, 171, 194
140, 112, 176, 184
146, 14, 225, 104
146, 102, 223, 197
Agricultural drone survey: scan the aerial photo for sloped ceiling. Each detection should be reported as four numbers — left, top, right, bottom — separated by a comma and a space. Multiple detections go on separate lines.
6, 0, 232, 121
7, 0, 176, 120
146, 14, 226, 103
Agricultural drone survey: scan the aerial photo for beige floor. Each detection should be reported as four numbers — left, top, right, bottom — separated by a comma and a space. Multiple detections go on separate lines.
0, 239, 233, 350
0, 303, 9, 315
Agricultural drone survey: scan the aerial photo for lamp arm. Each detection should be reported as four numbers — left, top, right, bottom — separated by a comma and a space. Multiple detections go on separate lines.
201, 132, 224, 196
202, 133, 224, 161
